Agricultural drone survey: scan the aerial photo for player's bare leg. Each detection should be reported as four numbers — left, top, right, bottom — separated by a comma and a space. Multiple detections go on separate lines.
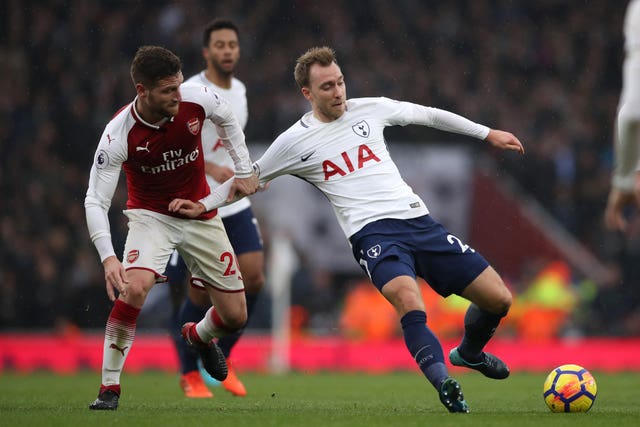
450, 266, 511, 379
181, 285, 247, 381
218, 250, 265, 396
178, 250, 264, 397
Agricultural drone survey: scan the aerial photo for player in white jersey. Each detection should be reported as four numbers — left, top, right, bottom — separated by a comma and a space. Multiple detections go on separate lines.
605, 0, 640, 231
84, 46, 259, 410
251, 47, 524, 413
167, 19, 265, 399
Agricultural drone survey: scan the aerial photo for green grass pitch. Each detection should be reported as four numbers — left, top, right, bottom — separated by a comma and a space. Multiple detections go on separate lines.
1, 371, 638, 426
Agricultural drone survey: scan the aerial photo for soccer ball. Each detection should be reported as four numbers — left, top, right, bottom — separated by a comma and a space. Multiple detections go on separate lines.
543, 364, 597, 412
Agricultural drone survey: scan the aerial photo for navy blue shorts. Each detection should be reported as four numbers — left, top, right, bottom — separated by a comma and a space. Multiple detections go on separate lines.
165, 207, 263, 282
222, 207, 263, 255
349, 215, 489, 297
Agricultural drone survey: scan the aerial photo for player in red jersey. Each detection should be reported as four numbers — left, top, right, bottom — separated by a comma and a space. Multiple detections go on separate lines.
84, 45, 259, 410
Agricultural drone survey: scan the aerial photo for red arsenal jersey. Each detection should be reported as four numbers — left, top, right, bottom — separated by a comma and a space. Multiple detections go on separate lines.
123, 99, 214, 219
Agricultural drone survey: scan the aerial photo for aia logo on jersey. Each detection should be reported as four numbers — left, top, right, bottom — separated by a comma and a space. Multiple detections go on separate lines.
187, 118, 201, 135
352, 120, 370, 138
126, 249, 140, 263
323, 144, 381, 180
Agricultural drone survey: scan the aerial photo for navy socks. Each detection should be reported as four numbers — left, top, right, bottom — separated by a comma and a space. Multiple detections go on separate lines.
177, 297, 209, 374
217, 293, 259, 358
457, 304, 506, 361
401, 310, 448, 389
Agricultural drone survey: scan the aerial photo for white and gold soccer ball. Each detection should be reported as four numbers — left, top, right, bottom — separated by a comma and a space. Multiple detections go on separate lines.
543, 364, 597, 412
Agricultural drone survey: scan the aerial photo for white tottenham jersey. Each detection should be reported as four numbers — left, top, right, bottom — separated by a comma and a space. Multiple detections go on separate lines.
254, 97, 490, 238
185, 71, 251, 217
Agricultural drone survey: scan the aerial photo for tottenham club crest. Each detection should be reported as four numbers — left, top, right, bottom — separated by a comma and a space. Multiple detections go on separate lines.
367, 244, 382, 258
352, 120, 370, 138
187, 118, 201, 135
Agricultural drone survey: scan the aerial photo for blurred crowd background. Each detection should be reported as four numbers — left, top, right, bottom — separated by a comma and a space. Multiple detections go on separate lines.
1, 0, 638, 339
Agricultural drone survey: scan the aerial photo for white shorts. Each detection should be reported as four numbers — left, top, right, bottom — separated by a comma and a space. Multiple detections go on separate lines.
121, 209, 244, 292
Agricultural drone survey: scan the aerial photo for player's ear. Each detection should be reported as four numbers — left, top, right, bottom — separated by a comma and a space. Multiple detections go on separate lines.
135, 83, 147, 98
301, 86, 311, 101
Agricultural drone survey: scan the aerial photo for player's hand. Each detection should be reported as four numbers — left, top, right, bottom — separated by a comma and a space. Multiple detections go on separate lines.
168, 198, 205, 218
604, 188, 637, 232
205, 162, 235, 183
485, 129, 525, 155
604, 172, 640, 232
227, 174, 259, 201
103, 256, 128, 301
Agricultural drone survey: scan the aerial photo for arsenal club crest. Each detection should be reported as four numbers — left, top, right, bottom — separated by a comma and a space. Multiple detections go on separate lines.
126, 249, 140, 264
352, 120, 370, 138
187, 118, 201, 135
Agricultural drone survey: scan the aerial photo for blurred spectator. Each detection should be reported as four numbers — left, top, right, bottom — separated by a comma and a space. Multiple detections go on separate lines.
338, 278, 476, 342
340, 279, 398, 342
0, 0, 635, 336
512, 260, 577, 342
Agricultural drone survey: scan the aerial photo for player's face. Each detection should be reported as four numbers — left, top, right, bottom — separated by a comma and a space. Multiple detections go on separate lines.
303, 62, 346, 122
138, 72, 184, 121
203, 29, 240, 77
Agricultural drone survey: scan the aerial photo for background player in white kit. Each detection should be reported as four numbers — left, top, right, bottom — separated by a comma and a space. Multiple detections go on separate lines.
248, 47, 525, 413
605, 0, 640, 231
166, 19, 265, 398
84, 45, 258, 410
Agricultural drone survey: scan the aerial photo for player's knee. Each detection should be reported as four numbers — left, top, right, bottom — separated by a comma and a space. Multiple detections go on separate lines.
382, 278, 425, 314
224, 310, 247, 331
485, 272, 512, 315
492, 286, 512, 316
125, 281, 151, 303
222, 300, 249, 331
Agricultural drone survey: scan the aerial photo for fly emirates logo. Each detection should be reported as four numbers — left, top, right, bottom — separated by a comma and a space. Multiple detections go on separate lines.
322, 144, 380, 181
140, 148, 200, 174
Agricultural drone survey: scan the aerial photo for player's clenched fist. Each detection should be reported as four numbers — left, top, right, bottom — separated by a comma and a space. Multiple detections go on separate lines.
228, 174, 259, 201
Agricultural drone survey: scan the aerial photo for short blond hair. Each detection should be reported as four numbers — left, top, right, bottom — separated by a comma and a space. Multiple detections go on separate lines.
294, 46, 337, 88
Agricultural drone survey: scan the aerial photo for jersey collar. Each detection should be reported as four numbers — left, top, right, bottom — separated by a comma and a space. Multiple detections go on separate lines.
131, 96, 173, 129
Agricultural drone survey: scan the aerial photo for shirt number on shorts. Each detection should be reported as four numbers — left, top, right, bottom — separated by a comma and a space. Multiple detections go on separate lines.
447, 234, 475, 253
220, 251, 237, 276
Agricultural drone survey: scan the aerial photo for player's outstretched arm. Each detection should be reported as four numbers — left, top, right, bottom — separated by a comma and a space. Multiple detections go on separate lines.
174, 173, 263, 215
485, 129, 525, 154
